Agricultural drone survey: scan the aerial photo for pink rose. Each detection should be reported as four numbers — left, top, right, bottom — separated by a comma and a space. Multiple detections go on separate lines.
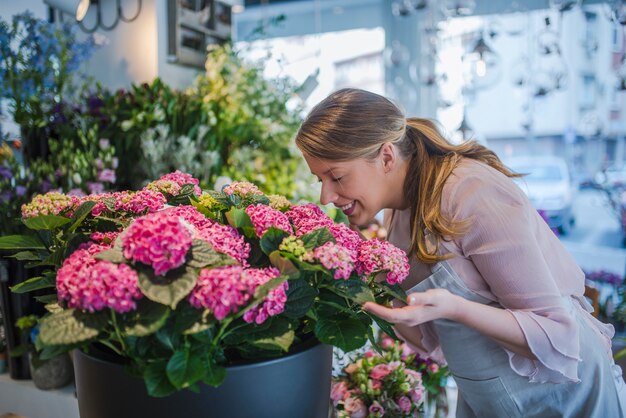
409, 388, 424, 403
330, 381, 349, 405
428, 363, 440, 373
364, 350, 376, 359
396, 396, 412, 413
368, 401, 385, 416
369, 364, 392, 380
370, 379, 382, 390
344, 397, 367, 418
381, 337, 395, 349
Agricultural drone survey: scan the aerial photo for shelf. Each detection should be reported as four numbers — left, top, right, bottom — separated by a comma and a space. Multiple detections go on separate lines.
0, 373, 79, 418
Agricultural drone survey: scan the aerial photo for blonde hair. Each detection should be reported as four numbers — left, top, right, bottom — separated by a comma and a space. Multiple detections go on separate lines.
296, 88, 519, 263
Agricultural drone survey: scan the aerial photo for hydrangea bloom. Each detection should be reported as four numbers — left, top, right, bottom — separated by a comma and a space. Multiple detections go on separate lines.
328, 223, 361, 253
163, 205, 212, 230
242, 267, 287, 324
305, 242, 355, 280
90, 189, 166, 217
122, 211, 193, 275
196, 193, 221, 211
356, 239, 409, 285
57, 247, 142, 313
196, 222, 251, 265
223, 181, 262, 196
21, 192, 80, 218
89, 231, 120, 245
245, 204, 293, 237
188, 266, 249, 320
145, 179, 182, 197
268, 194, 291, 210
286, 203, 334, 236
157, 170, 202, 195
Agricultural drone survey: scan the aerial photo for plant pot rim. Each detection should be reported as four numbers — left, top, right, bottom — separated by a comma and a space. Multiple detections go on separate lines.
76, 336, 327, 371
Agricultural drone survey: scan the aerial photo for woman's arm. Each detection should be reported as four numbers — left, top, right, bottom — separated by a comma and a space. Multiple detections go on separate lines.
364, 289, 536, 359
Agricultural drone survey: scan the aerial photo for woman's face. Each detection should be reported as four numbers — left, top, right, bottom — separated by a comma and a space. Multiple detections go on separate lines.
303, 147, 400, 226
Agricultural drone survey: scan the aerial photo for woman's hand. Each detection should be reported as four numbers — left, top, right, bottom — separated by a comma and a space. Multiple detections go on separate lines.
362, 288, 460, 327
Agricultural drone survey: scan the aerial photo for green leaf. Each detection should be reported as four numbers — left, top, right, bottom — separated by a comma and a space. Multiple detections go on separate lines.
314, 317, 369, 352
225, 208, 256, 238
94, 248, 126, 264
251, 329, 295, 352
283, 278, 317, 319
0, 235, 46, 250
138, 267, 198, 309
187, 239, 237, 268
9, 251, 42, 261
299, 227, 335, 251
67, 200, 97, 233
166, 349, 206, 389
123, 300, 170, 336
374, 282, 407, 302
34, 294, 58, 304
252, 274, 289, 300
269, 251, 299, 276
202, 359, 226, 387
259, 227, 289, 256
10, 275, 55, 294
335, 279, 376, 304
39, 310, 107, 345
145, 360, 177, 397
23, 215, 71, 230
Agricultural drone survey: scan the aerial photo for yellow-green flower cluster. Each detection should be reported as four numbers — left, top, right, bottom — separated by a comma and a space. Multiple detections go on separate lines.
268, 194, 291, 211
197, 193, 220, 211
21, 192, 77, 218
145, 179, 182, 197
278, 236, 306, 259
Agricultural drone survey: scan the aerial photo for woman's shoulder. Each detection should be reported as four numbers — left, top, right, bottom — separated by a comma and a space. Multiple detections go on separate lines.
442, 158, 526, 214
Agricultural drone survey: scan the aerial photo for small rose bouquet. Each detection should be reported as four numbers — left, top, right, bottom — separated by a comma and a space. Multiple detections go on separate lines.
0, 171, 409, 397
331, 338, 427, 418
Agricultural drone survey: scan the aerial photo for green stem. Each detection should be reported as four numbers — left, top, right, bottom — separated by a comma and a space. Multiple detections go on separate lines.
110, 310, 127, 353
99, 340, 124, 357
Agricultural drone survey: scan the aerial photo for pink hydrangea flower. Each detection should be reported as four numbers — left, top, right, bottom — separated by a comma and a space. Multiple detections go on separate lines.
245, 204, 293, 237
196, 222, 251, 265
328, 223, 361, 253
90, 190, 166, 216
222, 181, 262, 196
356, 239, 409, 285
122, 212, 193, 276
285, 203, 333, 236
188, 266, 250, 320
162, 205, 212, 230
90, 231, 120, 245
242, 267, 288, 324
304, 242, 355, 280
56, 248, 142, 313
157, 170, 201, 195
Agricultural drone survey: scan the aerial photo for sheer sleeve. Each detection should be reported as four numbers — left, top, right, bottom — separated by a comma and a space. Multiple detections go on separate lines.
443, 167, 583, 383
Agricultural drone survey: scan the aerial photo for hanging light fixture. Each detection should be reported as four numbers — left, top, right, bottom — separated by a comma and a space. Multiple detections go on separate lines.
45, 0, 142, 33
465, 33, 501, 90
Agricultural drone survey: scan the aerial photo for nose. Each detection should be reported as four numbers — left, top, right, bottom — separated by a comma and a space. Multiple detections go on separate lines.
319, 181, 338, 206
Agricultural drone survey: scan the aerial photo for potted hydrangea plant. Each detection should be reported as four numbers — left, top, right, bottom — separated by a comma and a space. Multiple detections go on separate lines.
0, 171, 409, 418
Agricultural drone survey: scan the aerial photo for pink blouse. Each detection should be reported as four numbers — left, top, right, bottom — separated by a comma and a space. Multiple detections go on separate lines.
386, 158, 615, 383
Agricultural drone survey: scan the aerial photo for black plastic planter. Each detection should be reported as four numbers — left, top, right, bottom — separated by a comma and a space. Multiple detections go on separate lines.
73, 341, 333, 418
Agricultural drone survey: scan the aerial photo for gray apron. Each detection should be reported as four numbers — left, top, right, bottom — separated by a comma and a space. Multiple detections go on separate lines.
407, 261, 624, 418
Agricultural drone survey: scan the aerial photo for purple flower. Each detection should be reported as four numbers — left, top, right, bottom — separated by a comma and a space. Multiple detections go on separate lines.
0, 166, 12, 179
15, 185, 27, 196
97, 169, 116, 183
87, 182, 104, 194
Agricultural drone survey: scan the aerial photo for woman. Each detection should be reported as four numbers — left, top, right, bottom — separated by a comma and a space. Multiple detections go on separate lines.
295, 88, 625, 417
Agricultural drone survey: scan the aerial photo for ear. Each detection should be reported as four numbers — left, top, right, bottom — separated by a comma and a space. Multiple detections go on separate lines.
379, 142, 396, 173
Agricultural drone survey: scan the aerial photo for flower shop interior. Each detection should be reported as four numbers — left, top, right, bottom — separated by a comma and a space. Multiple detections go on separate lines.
2, 0, 626, 417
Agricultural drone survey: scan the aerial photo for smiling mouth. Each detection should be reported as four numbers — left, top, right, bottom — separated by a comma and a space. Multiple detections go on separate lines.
338, 201, 354, 211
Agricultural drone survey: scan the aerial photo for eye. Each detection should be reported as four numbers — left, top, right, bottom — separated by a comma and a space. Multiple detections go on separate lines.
332, 176, 343, 182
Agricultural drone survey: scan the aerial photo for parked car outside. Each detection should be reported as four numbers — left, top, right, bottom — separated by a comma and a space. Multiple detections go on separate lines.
505, 156, 576, 234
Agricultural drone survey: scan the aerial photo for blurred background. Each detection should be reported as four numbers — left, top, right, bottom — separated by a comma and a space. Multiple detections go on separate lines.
2, 0, 626, 332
